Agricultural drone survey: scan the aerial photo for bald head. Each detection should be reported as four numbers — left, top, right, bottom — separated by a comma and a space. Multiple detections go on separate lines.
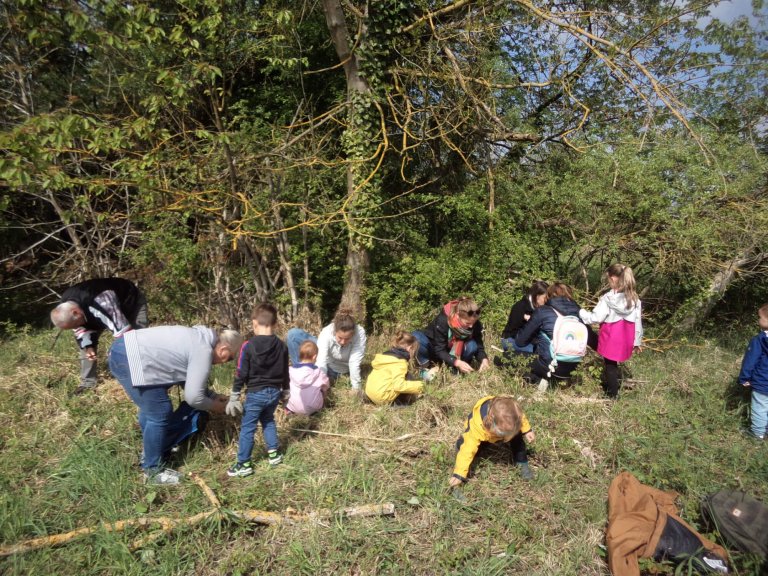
51, 301, 85, 329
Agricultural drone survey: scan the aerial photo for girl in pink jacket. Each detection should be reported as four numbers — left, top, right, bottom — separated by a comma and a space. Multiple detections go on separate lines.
286, 340, 330, 415
579, 264, 643, 398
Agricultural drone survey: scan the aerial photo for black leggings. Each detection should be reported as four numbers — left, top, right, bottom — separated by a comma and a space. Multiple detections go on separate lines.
530, 357, 577, 380
603, 359, 620, 398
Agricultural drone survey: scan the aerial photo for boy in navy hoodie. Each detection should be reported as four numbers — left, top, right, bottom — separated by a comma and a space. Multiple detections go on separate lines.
227, 303, 289, 476
739, 303, 768, 440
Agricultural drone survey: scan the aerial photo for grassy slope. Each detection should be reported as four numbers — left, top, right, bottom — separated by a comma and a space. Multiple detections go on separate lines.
0, 326, 766, 576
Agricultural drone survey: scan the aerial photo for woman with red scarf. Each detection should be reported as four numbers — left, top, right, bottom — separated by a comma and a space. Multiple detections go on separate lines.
412, 297, 490, 378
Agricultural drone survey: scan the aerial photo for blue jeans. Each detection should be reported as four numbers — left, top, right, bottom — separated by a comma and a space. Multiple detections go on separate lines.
412, 330, 479, 369
237, 387, 281, 464
286, 327, 341, 380
286, 328, 318, 365
501, 337, 533, 355
109, 339, 202, 472
751, 389, 768, 439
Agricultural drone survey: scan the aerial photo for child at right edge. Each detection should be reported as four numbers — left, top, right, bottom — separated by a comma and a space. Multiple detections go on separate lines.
449, 396, 536, 487
738, 303, 768, 440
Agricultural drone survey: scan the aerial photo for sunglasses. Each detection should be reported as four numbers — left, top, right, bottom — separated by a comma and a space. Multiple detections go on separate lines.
465, 309, 481, 317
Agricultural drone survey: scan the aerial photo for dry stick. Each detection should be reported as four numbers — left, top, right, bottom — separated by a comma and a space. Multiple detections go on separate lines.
234, 503, 396, 525
188, 472, 221, 508
130, 511, 217, 551
1, 480, 395, 557
0, 516, 179, 557
289, 429, 418, 442
130, 473, 223, 550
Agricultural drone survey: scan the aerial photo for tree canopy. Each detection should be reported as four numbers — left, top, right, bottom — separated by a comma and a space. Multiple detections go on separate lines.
1, 0, 766, 331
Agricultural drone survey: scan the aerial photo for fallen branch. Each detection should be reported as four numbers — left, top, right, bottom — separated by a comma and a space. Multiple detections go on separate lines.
233, 503, 396, 525
528, 394, 613, 404
289, 428, 418, 442
188, 472, 221, 507
0, 474, 396, 557
0, 515, 182, 557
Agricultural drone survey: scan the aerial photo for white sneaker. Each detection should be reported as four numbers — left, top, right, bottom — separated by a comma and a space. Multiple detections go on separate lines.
144, 468, 182, 485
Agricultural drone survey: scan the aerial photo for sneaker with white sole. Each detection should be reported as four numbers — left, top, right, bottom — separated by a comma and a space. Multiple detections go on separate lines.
268, 451, 283, 466
227, 461, 254, 477
144, 467, 182, 485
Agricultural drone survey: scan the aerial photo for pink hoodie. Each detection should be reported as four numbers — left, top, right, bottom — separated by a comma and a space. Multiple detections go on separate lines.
286, 364, 330, 415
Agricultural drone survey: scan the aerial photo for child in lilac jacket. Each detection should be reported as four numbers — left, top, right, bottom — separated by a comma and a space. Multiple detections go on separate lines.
286, 340, 330, 415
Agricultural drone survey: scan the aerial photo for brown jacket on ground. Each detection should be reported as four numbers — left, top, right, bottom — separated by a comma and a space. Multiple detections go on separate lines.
607, 471, 728, 576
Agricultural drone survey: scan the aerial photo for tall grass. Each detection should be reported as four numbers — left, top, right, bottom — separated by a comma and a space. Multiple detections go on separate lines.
1, 326, 766, 575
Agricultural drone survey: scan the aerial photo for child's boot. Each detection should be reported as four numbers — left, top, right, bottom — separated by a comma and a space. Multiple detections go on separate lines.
516, 462, 534, 481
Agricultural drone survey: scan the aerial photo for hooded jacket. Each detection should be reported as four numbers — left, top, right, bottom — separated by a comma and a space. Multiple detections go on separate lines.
607, 471, 728, 576
452, 395, 532, 482
739, 331, 768, 394
365, 347, 424, 405
122, 325, 219, 411
61, 278, 144, 349
286, 363, 330, 415
579, 290, 643, 347
515, 297, 588, 365
232, 334, 289, 394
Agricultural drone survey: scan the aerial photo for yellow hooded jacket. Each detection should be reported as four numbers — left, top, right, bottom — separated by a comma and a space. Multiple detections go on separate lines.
365, 348, 424, 405
452, 395, 531, 481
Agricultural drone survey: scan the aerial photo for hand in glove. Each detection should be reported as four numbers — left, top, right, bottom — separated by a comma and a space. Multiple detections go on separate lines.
225, 392, 243, 417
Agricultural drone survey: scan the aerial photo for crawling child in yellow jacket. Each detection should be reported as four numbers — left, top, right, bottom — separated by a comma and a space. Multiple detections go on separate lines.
365, 331, 424, 405
450, 395, 536, 485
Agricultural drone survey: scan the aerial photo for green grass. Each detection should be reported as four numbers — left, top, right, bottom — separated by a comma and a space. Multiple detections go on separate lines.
1, 327, 766, 575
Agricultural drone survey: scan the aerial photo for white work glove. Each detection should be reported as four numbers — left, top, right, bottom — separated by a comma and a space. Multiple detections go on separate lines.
225, 392, 243, 417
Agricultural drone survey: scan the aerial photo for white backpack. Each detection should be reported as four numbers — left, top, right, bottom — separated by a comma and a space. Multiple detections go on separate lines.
542, 309, 589, 367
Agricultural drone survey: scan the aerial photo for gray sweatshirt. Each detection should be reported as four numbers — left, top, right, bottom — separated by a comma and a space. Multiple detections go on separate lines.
123, 325, 218, 411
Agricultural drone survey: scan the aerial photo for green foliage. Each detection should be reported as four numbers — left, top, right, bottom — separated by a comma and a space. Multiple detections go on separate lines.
1, 0, 767, 334
126, 214, 203, 322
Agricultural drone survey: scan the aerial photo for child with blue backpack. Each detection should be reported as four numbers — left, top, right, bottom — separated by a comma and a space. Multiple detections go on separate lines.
515, 283, 597, 386
738, 303, 768, 440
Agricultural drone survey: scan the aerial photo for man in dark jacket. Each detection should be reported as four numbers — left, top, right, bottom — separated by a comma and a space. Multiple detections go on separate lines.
50, 278, 148, 394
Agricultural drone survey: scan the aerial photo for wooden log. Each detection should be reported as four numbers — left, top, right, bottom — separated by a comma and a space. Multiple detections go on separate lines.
0, 497, 396, 557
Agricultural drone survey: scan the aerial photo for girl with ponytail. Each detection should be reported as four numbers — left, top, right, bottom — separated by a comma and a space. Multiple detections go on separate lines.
579, 264, 643, 398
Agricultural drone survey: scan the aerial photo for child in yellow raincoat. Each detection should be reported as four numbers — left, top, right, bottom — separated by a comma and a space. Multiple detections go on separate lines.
365, 332, 424, 405
450, 396, 536, 485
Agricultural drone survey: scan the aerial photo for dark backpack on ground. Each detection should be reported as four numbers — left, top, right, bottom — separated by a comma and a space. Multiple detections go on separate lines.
703, 489, 768, 559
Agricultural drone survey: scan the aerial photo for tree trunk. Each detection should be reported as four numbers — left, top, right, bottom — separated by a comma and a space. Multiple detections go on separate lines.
674, 250, 762, 333
340, 236, 370, 320
321, 0, 372, 321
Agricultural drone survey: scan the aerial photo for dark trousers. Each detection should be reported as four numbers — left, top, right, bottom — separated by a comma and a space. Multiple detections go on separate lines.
602, 359, 620, 398
530, 357, 577, 380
